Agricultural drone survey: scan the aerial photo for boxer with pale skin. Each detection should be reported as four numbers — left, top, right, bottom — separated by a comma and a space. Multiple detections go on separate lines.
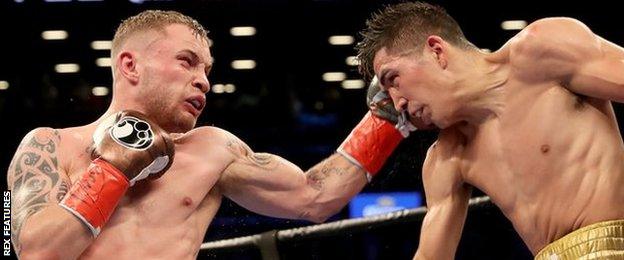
358, 2, 624, 259
7, 10, 408, 259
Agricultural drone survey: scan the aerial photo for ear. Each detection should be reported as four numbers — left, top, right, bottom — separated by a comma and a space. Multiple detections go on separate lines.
116, 51, 140, 85
426, 35, 448, 69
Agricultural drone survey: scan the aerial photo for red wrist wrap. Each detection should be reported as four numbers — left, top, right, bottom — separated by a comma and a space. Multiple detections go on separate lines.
59, 158, 129, 236
338, 112, 403, 177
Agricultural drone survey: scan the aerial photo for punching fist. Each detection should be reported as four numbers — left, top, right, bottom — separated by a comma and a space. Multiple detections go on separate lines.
336, 77, 417, 181
367, 76, 399, 122
366, 76, 416, 137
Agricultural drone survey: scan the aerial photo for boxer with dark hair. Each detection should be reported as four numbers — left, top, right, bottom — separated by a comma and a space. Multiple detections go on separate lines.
358, 2, 624, 259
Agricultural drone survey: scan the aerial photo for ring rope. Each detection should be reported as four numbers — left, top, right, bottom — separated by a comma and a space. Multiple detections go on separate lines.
200, 196, 491, 251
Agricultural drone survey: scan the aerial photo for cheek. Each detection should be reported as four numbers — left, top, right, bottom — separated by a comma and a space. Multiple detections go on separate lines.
149, 62, 183, 82
400, 87, 423, 102
145, 86, 176, 110
387, 88, 402, 101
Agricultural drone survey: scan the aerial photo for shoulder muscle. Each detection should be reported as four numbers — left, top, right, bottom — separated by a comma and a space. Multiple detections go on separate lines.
510, 18, 601, 81
8, 127, 70, 247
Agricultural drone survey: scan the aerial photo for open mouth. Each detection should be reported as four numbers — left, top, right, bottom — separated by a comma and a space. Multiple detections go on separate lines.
188, 99, 201, 110
184, 96, 206, 115
411, 107, 424, 118
408, 106, 436, 129
408, 106, 425, 121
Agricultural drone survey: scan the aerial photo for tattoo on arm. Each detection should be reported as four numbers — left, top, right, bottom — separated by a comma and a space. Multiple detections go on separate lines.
306, 160, 348, 191
226, 137, 278, 168
306, 169, 325, 191
248, 153, 273, 166
7, 129, 69, 253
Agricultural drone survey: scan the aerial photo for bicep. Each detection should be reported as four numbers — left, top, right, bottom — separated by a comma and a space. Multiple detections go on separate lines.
567, 37, 624, 102
417, 184, 471, 259
8, 128, 70, 245
218, 136, 311, 217
416, 142, 471, 259
221, 152, 305, 194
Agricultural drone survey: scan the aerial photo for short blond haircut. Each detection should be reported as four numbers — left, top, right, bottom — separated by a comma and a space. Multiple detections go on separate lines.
111, 10, 209, 57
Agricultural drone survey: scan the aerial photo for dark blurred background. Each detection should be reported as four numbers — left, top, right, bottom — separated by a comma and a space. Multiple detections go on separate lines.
1, 0, 622, 259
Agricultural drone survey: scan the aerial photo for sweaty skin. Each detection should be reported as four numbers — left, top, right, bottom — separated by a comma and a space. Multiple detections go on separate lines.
8, 23, 368, 260
374, 18, 624, 258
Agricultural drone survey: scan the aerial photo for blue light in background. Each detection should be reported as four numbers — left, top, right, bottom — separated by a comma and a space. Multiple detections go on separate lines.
349, 192, 422, 218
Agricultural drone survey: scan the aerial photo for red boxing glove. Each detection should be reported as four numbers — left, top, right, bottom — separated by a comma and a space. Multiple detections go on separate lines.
337, 111, 404, 181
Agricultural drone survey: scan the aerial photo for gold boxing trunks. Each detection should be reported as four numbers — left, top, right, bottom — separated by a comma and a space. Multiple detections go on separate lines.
535, 219, 624, 260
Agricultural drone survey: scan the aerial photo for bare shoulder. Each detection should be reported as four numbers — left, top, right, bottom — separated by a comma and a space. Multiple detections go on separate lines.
421, 129, 467, 202
177, 126, 231, 142
9, 127, 63, 168
423, 129, 464, 177
527, 17, 592, 33
427, 129, 464, 156
517, 18, 593, 42
19, 127, 62, 149
506, 17, 600, 83
11, 126, 92, 176
510, 17, 598, 58
175, 126, 250, 157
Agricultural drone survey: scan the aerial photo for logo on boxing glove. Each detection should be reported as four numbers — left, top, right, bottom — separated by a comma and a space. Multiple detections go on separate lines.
108, 116, 154, 150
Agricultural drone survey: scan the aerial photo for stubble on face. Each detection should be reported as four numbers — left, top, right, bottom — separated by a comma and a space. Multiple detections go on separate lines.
134, 25, 209, 133
138, 66, 196, 133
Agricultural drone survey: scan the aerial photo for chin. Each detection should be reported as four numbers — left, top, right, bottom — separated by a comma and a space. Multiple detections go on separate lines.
436, 117, 458, 129
407, 117, 432, 130
176, 120, 196, 133
162, 115, 196, 133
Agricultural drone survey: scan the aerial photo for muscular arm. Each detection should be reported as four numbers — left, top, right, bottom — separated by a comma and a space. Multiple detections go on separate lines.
569, 36, 624, 102
517, 18, 624, 102
215, 130, 368, 223
414, 137, 471, 260
8, 128, 92, 259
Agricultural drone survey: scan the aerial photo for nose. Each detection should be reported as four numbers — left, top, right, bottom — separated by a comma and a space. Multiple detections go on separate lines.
388, 88, 407, 112
193, 73, 210, 94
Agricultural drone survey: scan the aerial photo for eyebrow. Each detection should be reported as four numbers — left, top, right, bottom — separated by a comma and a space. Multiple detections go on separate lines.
378, 69, 390, 90
179, 49, 213, 75
179, 49, 198, 61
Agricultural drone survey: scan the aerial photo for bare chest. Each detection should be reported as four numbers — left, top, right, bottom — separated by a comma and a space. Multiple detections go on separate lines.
460, 84, 614, 203
65, 146, 224, 225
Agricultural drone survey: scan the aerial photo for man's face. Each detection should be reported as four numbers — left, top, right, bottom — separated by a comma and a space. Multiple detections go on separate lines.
136, 24, 212, 133
373, 47, 458, 129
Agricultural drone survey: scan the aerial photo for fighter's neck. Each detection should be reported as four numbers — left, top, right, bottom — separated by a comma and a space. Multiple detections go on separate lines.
71, 103, 142, 145
453, 52, 509, 129
93, 99, 149, 126
77, 102, 153, 144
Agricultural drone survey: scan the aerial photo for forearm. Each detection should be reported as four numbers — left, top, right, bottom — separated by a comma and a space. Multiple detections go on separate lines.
301, 153, 368, 222
413, 208, 464, 260
220, 111, 398, 223
17, 205, 93, 259
412, 183, 471, 260
220, 152, 367, 223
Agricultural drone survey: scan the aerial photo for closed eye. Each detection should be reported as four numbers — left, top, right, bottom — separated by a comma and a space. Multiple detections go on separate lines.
180, 56, 193, 67
380, 69, 398, 89
386, 74, 398, 89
